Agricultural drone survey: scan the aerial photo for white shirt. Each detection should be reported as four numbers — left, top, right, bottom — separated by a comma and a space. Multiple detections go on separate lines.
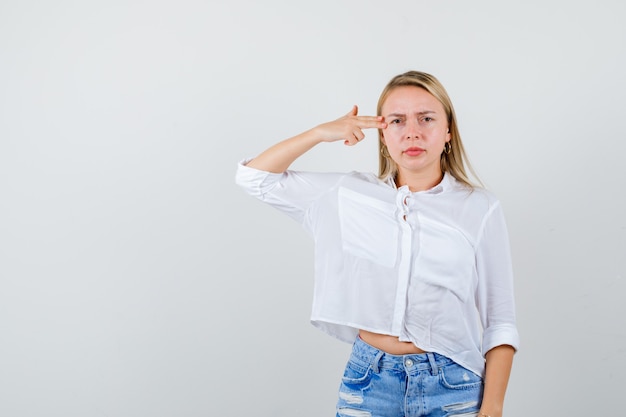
236, 160, 519, 377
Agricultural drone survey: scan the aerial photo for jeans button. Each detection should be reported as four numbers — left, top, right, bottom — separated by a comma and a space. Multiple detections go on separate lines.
405, 358, 413, 367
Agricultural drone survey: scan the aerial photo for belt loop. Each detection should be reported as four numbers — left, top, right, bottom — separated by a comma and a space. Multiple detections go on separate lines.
371, 350, 384, 374
427, 352, 438, 376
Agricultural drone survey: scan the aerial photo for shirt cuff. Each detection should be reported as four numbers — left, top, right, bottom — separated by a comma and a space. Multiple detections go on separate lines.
235, 158, 283, 198
482, 323, 520, 355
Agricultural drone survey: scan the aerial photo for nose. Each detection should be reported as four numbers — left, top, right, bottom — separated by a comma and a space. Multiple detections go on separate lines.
406, 119, 420, 139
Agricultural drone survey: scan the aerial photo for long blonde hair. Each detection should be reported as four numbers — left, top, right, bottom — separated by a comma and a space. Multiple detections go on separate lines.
377, 71, 480, 188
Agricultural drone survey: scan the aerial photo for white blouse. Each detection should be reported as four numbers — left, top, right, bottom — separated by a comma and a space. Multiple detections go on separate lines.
236, 160, 519, 377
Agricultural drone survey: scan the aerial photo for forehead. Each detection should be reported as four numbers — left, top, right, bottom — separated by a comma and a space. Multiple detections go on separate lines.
381, 86, 444, 114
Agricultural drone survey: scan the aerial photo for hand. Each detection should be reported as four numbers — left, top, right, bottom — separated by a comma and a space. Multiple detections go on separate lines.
313, 105, 387, 146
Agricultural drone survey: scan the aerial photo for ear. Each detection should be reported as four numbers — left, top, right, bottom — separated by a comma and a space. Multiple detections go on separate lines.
446, 129, 451, 142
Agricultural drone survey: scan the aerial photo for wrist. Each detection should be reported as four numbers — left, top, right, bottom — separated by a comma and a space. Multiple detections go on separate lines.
479, 411, 502, 417
479, 399, 503, 417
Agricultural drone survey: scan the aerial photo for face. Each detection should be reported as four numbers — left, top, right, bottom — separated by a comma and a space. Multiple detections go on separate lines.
380, 86, 451, 182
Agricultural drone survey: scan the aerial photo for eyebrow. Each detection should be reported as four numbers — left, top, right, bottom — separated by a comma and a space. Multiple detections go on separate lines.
384, 111, 437, 118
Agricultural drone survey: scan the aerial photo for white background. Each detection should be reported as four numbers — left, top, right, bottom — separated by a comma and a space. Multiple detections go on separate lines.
1, 1, 625, 416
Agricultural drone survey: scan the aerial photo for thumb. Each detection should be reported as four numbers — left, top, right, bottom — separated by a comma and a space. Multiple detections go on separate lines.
346, 105, 358, 117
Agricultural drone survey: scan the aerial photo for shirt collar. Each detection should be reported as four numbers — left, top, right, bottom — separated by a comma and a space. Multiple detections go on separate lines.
383, 172, 453, 195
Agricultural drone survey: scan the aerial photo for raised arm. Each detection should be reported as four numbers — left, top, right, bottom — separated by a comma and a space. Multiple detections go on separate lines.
246, 105, 387, 173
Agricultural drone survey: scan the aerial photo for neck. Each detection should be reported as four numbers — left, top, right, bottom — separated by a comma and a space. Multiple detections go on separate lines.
396, 170, 444, 192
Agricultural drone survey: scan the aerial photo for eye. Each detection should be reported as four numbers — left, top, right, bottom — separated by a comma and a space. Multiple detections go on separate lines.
422, 116, 433, 122
389, 118, 402, 124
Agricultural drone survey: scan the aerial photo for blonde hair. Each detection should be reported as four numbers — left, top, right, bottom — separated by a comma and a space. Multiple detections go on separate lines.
377, 71, 481, 188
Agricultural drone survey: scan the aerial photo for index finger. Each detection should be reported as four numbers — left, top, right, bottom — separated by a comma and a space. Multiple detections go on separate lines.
354, 115, 387, 129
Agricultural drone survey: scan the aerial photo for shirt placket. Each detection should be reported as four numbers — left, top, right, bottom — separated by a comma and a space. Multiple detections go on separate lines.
391, 188, 415, 336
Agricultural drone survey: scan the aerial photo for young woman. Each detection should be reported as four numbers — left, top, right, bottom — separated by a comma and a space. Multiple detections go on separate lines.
236, 71, 519, 417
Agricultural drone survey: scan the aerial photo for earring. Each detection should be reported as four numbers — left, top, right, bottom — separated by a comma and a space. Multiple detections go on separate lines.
444, 142, 452, 154
380, 145, 390, 158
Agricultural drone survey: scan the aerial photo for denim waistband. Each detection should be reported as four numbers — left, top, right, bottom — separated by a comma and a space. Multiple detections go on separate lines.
351, 336, 453, 375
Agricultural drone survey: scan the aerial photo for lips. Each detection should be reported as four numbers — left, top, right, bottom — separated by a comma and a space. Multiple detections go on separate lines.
404, 147, 425, 157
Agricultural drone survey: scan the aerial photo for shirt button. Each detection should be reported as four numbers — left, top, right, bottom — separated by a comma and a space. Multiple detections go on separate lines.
405, 359, 414, 367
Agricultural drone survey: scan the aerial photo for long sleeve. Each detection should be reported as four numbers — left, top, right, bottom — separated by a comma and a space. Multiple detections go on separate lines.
475, 201, 520, 355
235, 159, 345, 225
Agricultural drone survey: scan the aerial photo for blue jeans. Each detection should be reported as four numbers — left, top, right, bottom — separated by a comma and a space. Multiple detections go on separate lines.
336, 337, 483, 417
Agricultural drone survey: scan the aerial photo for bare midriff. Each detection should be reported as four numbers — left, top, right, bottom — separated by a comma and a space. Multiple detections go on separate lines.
359, 330, 427, 355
